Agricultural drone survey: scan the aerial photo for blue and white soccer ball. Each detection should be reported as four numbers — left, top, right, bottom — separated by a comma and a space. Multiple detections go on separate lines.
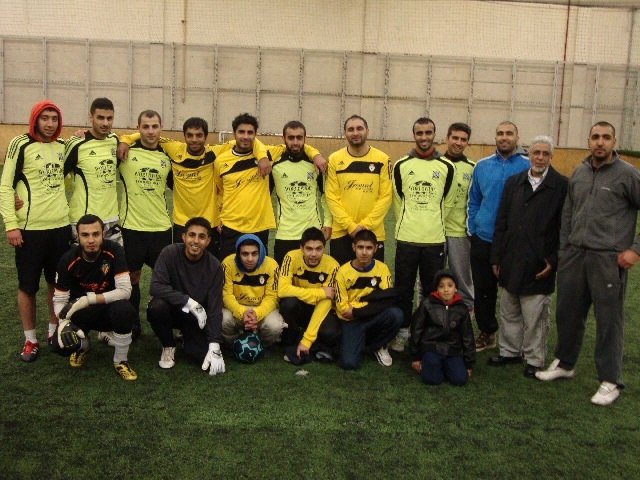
232, 332, 263, 363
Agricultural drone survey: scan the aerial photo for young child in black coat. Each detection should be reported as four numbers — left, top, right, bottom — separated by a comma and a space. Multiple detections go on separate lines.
408, 269, 475, 385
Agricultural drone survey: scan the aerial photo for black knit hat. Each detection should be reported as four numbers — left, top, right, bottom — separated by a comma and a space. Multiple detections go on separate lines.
433, 269, 457, 291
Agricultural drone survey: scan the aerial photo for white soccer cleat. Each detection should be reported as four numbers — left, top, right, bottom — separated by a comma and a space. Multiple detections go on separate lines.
590, 382, 620, 406
535, 358, 575, 381
374, 347, 393, 367
159, 347, 176, 369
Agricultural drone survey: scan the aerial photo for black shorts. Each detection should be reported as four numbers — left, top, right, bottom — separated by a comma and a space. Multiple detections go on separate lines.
16, 226, 71, 295
121, 228, 171, 271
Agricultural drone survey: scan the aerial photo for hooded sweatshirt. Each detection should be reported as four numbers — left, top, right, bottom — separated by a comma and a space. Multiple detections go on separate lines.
221, 234, 279, 321
0, 100, 68, 230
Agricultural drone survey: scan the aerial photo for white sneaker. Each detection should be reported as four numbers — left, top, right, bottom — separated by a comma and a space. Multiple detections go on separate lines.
389, 327, 410, 352
98, 331, 116, 347
591, 381, 620, 406
159, 347, 176, 369
535, 358, 575, 381
374, 347, 393, 367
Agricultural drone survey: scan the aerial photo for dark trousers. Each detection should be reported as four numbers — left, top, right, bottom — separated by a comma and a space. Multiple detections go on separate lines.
470, 234, 498, 334
147, 297, 209, 362
330, 235, 385, 266
554, 247, 627, 385
279, 297, 341, 349
72, 300, 136, 334
219, 226, 269, 261
173, 223, 221, 259
421, 352, 468, 386
339, 307, 403, 370
273, 239, 300, 266
394, 241, 445, 327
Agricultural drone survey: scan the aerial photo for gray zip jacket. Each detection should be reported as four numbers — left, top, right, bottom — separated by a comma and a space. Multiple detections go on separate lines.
561, 153, 640, 253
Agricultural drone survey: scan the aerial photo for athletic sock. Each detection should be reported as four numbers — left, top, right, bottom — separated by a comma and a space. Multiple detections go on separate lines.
48, 323, 57, 338
112, 332, 132, 364
24, 329, 37, 344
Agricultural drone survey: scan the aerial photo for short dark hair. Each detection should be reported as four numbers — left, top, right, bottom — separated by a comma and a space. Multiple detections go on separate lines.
300, 227, 326, 247
238, 238, 260, 250
447, 122, 471, 138
90, 98, 114, 114
352, 229, 377, 245
76, 214, 104, 231
413, 117, 436, 134
590, 121, 616, 137
344, 115, 368, 131
183, 117, 208, 137
283, 120, 306, 136
232, 113, 258, 132
497, 121, 518, 135
138, 110, 162, 126
184, 217, 212, 236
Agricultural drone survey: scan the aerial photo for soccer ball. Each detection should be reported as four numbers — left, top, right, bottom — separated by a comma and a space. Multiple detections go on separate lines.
232, 332, 263, 363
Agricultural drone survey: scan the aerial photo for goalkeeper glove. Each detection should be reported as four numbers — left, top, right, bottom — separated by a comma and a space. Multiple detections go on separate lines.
59, 292, 97, 320
183, 297, 207, 329
201, 342, 225, 376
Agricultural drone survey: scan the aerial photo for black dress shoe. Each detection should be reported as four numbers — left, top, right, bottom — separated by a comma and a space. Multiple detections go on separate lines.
524, 364, 540, 378
487, 355, 523, 366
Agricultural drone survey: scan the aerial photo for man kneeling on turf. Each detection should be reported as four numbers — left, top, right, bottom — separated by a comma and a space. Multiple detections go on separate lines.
221, 234, 286, 350
147, 217, 225, 375
335, 229, 403, 369
278, 227, 341, 363
51, 214, 138, 380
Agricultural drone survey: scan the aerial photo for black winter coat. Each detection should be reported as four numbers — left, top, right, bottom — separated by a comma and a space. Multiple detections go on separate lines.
407, 294, 476, 369
490, 166, 568, 295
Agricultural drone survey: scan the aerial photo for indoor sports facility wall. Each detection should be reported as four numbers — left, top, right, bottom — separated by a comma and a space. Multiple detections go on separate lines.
0, 0, 638, 150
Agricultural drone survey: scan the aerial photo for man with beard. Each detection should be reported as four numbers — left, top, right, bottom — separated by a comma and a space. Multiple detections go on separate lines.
271, 121, 331, 264
147, 217, 225, 375
326, 115, 392, 265
118, 116, 269, 259
391, 117, 455, 342
51, 214, 137, 380
488, 136, 567, 378
65, 98, 122, 244
536, 122, 640, 406
278, 227, 341, 363
468, 121, 529, 352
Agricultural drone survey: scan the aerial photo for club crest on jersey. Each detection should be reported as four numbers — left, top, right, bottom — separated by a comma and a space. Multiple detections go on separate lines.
161, 160, 167, 168
319, 274, 325, 282
58, 152, 64, 161
259, 276, 265, 285
369, 164, 375, 172
307, 172, 314, 180
463, 173, 471, 180
111, 148, 117, 157
101, 261, 110, 275
371, 278, 377, 287
432, 171, 441, 180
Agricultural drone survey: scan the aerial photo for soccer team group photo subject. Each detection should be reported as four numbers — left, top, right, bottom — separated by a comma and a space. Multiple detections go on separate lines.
2, 97, 639, 407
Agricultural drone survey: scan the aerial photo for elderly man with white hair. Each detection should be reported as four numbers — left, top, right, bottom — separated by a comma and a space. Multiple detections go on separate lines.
486, 135, 568, 378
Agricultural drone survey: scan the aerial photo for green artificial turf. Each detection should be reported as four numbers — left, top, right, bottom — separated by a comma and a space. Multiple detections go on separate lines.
1, 179, 639, 479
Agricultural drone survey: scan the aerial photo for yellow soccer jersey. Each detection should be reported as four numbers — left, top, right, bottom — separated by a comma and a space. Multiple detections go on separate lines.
326, 146, 392, 239
120, 134, 268, 227
335, 259, 393, 321
64, 131, 119, 223
214, 148, 276, 233
117, 141, 172, 232
221, 254, 279, 321
0, 135, 68, 231
278, 249, 339, 348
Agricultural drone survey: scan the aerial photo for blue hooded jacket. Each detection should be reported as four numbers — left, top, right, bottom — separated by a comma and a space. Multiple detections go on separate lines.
234, 234, 267, 272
